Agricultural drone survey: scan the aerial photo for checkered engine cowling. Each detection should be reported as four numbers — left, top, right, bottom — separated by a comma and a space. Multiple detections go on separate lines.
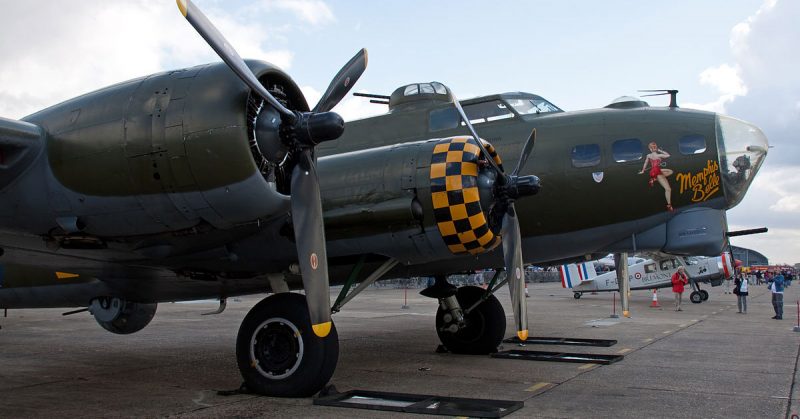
430, 136, 503, 255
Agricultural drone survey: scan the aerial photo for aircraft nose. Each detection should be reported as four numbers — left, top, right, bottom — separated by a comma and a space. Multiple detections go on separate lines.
716, 114, 768, 209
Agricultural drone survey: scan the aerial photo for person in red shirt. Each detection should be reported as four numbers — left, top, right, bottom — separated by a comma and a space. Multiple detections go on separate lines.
671, 266, 689, 311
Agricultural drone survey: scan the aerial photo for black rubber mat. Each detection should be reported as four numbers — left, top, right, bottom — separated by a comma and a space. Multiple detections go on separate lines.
492, 349, 624, 364
503, 336, 618, 347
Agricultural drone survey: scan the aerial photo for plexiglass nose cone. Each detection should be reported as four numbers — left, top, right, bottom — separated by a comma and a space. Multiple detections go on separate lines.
716, 114, 769, 209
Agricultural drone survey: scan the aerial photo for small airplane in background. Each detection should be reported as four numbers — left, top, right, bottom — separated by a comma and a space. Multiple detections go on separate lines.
561, 252, 734, 303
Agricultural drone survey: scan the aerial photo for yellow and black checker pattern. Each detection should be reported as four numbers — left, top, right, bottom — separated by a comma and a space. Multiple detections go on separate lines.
430, 136, 501, 255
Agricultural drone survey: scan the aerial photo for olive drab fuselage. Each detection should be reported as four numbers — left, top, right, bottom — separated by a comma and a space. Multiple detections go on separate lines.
0, 71, 768, 306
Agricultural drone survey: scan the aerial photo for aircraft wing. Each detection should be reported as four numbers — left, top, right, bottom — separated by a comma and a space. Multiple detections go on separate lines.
0, 117, 43, 190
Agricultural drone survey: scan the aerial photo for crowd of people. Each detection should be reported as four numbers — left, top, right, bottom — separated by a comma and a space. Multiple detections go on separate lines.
725, 267, 794, 319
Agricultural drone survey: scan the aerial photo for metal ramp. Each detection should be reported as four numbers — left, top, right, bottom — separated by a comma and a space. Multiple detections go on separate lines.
492, 349, 624, 364
314, 388, 523, 418
503, 336, 618, 347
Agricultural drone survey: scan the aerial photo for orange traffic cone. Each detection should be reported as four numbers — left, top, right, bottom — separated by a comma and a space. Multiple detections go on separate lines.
650, 289, 660, 308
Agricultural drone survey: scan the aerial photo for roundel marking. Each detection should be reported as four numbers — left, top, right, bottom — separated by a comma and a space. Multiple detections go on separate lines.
310, 253, 318, 270
634, 272, 642, 280
515, 267, 522, 280
430, 136, 501, 256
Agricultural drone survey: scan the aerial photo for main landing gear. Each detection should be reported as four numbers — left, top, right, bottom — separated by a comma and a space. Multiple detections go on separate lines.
573, 292, 582, 299
236, 292, 338, 397
689, 279, 710, 304
423, 277, 506, 354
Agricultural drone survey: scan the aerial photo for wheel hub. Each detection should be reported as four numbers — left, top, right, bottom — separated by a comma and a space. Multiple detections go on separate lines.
251, 317, 304, 379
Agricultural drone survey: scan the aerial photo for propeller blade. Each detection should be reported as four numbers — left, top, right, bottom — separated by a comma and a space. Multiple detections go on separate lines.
502, 205, 528, 341
511, 129, 536, 177
176, 0, 295, 122
290, 150, 331, 337
313, 49, 369, 113
451, 95, 506, 178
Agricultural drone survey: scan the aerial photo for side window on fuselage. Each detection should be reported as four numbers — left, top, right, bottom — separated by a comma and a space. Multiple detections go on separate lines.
613, 138, 643, 163
679, 134, 707, 155
429, 107, 460, 132
644, 263, 657, 273
571, 144, 601, 168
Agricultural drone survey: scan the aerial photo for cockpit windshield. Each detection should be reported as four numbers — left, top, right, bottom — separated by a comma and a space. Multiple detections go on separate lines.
506, 98, 562, 115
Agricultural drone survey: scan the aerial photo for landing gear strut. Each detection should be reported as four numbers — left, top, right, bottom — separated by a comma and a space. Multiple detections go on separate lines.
236, 292, 338, 397
434, 285, 506, 354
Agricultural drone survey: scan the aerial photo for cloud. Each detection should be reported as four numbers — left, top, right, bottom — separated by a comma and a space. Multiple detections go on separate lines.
256, 0, 335, 26
0, 0, 295, 119
693, 0, 800, 264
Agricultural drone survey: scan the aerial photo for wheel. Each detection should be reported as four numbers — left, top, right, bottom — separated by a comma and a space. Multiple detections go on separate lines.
436, 285, 505, 354
236, 292, 338, 397
699, 290, 709, 301
573, 292, 582, 299
90, 298, 157, 335
689, 291, 703, 304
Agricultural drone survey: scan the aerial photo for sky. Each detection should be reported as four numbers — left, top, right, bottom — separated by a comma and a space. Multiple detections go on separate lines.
0, 0, 797, 264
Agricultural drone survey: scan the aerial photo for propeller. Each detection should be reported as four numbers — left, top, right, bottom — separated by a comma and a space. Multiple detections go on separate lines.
177, 0, 367, 337
451, 94, 539, 341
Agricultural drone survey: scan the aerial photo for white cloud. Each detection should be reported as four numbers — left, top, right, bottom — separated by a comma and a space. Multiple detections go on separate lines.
0, 0, 296, 119
699, 0, 800, 265
259, 0, 335, 26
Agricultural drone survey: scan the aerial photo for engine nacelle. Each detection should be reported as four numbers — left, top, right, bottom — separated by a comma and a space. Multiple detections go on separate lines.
318, 136, 506, 263
13, 61, 309, 237
89, 297, 157, 335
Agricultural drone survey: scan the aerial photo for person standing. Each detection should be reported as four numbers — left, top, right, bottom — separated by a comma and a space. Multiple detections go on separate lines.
734, 274, 748, 313
769, 273, 785, 319
671, 266, 689, 311
723, 274, 733, 294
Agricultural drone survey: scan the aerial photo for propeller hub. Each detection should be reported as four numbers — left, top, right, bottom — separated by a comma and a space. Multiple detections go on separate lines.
506, 175, 540, 200
284, 111, 344, 148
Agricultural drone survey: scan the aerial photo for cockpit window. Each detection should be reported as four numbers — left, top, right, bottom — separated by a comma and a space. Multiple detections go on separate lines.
507, 98, 562, 115
462, 100, 514, 124
679, 135, 706, 155
660, 259, 678, 270
405, 83, 448, 97
432, 82, 448, 95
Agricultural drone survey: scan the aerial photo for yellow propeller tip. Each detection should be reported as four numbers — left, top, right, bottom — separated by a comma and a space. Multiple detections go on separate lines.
55, 272, 80, 280
176, 0, 188, 17
623, 310, 630, 318
312, 321, 332, 337
517, 330, 529, 341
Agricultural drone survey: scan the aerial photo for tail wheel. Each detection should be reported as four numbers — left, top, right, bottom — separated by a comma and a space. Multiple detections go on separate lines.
573, 292, 582, 299
236, 292, 338, 397
436, 285, 505, 354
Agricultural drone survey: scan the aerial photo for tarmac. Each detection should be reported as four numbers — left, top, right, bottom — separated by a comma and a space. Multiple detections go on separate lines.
1, 281, 798, 418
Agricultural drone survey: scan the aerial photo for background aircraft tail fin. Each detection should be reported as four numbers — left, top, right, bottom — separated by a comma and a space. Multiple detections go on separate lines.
559, 261, 596, 288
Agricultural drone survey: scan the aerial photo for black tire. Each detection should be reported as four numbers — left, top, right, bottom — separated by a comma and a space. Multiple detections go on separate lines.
236, 293, 338, 397
699, 290, 709, 301
96, 302, 157, 335
573, 292, 582, 299
436, 286, 505, 354
689, 291, 703, 304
